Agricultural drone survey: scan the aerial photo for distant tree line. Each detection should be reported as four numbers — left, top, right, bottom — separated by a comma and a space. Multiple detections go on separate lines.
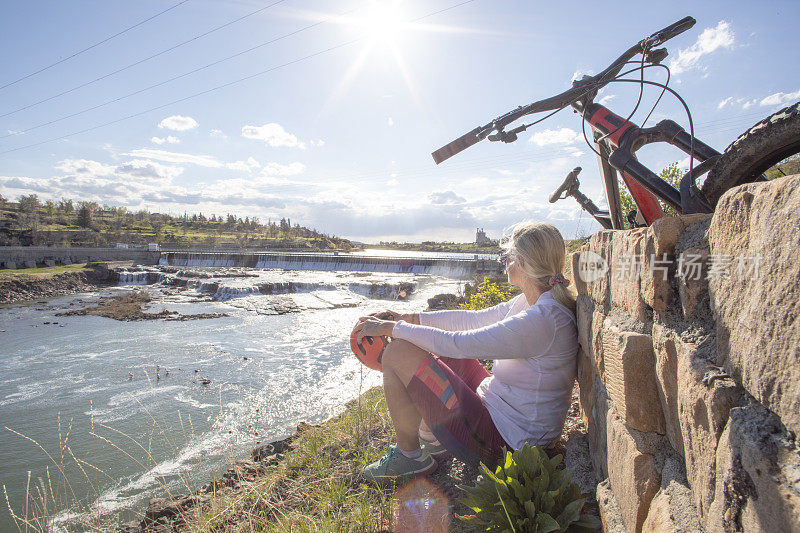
0, 194, 353, 250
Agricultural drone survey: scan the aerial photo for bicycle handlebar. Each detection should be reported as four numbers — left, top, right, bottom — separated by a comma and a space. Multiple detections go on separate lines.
432, 16, 696, 164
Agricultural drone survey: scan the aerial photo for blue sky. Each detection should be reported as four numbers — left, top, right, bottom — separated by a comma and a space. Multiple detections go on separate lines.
0, 0, 798, 242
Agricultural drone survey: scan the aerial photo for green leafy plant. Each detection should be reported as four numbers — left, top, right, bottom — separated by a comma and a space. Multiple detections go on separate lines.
459, 444, 600, 532
460, 277, 517, 310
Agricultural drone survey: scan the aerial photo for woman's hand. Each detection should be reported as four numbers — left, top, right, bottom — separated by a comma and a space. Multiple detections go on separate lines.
373, 310, 418, 324
352, 315, 397, 344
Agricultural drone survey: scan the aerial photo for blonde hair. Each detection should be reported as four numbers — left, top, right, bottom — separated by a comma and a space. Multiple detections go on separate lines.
503, 220, 576, 314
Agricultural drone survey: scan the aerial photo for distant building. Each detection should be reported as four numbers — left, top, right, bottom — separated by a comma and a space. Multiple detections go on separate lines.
475, 228, 491, 245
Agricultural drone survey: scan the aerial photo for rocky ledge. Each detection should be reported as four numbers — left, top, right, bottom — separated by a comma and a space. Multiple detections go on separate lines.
56, 290, 228, 321
0, 263, 117, 304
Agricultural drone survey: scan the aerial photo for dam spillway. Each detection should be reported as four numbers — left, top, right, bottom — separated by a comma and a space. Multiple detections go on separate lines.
159, 251, 500, 279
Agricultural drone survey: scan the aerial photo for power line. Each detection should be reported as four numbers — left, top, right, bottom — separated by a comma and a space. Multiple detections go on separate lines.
0, 0, 288, 118
1, 5, 363, 140
0, 0, 190, 92
0, 41, 358, 156
0, 0, 478, 156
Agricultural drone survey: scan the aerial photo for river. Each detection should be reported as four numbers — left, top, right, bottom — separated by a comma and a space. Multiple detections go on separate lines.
0, 260, 467, 530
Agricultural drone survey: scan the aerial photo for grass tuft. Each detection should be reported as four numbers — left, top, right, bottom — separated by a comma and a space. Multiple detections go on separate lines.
185, 387, 399, 532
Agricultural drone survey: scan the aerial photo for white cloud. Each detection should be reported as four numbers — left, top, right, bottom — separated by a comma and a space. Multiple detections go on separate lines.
717, 96, 735, 109
571, 69, 594, 82
429, 190, 466, 205
387, 117, 394, 126
124, 148, 223, 168
226, 157, 261, 172
760, 89, 800, 107
158, 115, 198, 131
209, 129, 227, 139
598, 94, 616, 106
311, 139, 325, 147
150, 136, 180, 145
241, 123, 304, 148
55, 159, 116, 176
529, 127, 580, 146
116, 160, 184, 181
668, 20, 734, 76
261, 162, 306, 176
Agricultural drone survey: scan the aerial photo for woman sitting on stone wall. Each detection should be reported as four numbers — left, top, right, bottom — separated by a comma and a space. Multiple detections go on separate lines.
352, 221, 579, 480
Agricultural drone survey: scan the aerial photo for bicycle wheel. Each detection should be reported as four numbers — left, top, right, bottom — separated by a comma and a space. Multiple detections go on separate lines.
701, 101, 800, 207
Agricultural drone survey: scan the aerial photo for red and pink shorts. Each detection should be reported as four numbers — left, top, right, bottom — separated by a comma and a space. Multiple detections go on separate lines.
407, 354, 510, 466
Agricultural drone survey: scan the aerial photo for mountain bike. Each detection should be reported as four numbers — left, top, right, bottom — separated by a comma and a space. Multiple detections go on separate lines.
432, 16, 800, 229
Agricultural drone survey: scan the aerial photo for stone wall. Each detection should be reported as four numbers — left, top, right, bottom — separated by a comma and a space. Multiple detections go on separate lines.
0, 246, 159, 269
573, 175, 800, 532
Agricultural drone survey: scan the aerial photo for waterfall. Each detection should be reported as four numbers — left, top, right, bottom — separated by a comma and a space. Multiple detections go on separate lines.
159, 252, 487, 279
117, 271, 167, 285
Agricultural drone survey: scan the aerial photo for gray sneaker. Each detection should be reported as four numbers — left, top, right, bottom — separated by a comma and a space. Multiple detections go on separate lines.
362, 445, 437, 481
420, 435, 447, 457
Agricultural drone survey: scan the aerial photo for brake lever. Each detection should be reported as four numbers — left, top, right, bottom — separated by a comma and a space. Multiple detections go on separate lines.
644, 47, 668, 64
488, 130, 518, 143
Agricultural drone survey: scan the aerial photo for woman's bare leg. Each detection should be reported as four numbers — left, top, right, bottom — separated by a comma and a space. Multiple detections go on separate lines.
381, 339, 431, 452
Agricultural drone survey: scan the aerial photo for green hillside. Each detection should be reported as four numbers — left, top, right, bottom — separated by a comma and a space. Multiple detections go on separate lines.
0, 195, 355, 251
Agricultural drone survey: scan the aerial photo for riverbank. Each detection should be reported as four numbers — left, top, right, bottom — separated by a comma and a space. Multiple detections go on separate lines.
115, 385, 596, 532
0, 263, 118, 304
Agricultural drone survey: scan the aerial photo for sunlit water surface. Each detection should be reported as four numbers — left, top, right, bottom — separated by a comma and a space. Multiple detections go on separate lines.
0, 267, 462, 530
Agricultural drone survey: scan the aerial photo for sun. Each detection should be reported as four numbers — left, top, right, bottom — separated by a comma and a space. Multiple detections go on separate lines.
356, 0, 407, 47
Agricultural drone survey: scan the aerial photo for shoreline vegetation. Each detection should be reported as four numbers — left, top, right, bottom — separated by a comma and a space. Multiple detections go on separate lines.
111, 384, 594, 532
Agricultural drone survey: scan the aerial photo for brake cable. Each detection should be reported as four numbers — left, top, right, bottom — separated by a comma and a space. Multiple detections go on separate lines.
602, 77, 697, 184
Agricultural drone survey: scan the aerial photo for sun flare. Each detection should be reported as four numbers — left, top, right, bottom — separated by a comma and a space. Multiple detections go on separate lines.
357, 0, 407, 46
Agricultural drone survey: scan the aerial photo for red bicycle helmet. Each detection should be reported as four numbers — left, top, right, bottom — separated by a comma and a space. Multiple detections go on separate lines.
350, 331, 387, 371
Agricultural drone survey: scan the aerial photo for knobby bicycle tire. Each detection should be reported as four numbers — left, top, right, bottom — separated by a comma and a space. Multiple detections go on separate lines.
701, 101, 800, 207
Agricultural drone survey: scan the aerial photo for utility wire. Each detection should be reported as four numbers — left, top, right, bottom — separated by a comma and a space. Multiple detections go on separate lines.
0, 0, 190, 92
1, 5, 363, 140
0, 0, 478, 156
0, 0, 288, 118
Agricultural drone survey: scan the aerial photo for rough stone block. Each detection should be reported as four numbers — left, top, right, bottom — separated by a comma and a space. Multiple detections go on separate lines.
602, 322, 665, 434
678, 347, 742, 522
642, 457, 704, 533
609, 227, 648, 321
675, 246, 710, 321
44, 259, 56, 267
577, 295, 605, 380
584, 375, 610, 480
707, 403, 800, 533
577, 295, 595, 361
563, 430, 598, 497
577, 345, 594, 424
572, 250, 589, 297
606, 409, 664, 532
653, 323, 683, 455
708, 174, 800, 439
581, 230, 614, 309
641, 214, 711, 312
597, 479, 627, 533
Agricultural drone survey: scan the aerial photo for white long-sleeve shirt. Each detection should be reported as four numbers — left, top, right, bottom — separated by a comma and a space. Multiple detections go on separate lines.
391, 291, 578, 448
